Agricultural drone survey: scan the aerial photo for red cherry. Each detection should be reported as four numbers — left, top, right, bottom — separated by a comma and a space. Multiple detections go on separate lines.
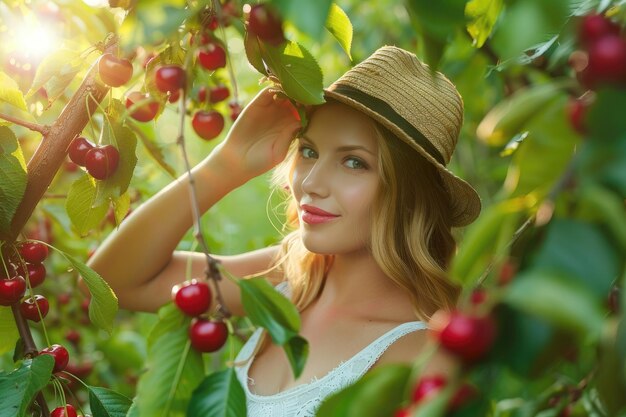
65, 329, 81, 345
85, 145, 120, 180
19, 241, 49, 264
40, 344, 70, 373
68, 136, 95, 166
579, 14, 621, 46
449, 383, 478, 411
229, 101, 242, 121
192, 110, 224, 140
189, 318, 228, 352
198, 42, 226, 70
209, 85, 230, 103
172, 279, 212, 316
497, 260, 517, 286
567, 97, 589, 134
25, 263, 47, 287
584, 35, 626, 88
438, 311, 497, 363
57, 292, 71, 305
0, 262, 18, 279
155, 65, 186, 94
248, 4, 285, 46
470, 288, 487, 305
98, 53, 133, 87
0, 276, 27, 306
198, 86, 208, 103
393, 407, 413, 417
50, 404, 77, 417
126, 91, 159, 122
168, 90, 181, 103
20, 295, 50, 322
411, 374, 447, 403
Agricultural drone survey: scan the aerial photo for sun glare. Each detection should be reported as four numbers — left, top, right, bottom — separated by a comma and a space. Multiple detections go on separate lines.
12, 23, 60, 60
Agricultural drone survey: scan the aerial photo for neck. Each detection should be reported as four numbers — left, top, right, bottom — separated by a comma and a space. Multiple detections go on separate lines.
315, 249, 413, 320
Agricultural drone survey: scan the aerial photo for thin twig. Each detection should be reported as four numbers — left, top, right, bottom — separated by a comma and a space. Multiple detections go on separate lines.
0, 112, 50, 135
176, 52, 231, 319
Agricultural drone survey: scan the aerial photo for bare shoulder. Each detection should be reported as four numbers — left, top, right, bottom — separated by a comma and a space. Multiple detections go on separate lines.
373, 326, 458, 377
375, 327, 430, 366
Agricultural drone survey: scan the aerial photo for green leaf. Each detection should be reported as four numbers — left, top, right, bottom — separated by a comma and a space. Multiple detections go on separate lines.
239, 278, 300, 345
576, 136, 626, 198
272, 0, 333, 39
0, 307, 19, 355
506, 96, 578, 199
66, 174, 109, 235
27, 48, 82, 105
132, 124, 176, 179
88, 386, 133, 417
187, 368, 246, 417
0, 126, 27, 235
588, 88, 626, 143
244, 32, 268, 75
325, 3, 353, 60
504, 269, 605, 340
465, 0, 503, 48
595, 326, 626, 416
411, 386, 453, 417
531, 219, 619, 299
135, 305, 204, 417
259, 41, 325, 105
450, 198, 527, 285
92, 119, 138, 207
0, 71, 27, 110
111, 192, 130, 227
64, 253, 118, 334
489, 0, 570, 61
283, 335, 309, 379
406, 0, 466, 68
119, 1, 193, 54
0, 355, 54, 417
316, 364, 411, 417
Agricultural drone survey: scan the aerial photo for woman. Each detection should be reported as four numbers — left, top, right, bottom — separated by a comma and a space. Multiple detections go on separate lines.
87, 46, 481, 416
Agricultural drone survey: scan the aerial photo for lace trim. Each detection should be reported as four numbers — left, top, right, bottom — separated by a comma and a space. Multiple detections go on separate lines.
239, 320, 427, 401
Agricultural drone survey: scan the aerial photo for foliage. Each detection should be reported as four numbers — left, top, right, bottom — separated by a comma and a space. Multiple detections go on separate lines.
0, 0, 625, 416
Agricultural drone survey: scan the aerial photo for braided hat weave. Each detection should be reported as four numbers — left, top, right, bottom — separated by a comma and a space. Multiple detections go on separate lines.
324, 46, 481, 226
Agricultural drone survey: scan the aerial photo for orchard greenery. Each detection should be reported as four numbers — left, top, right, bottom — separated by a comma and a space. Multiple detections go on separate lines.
0, 0, 625, 417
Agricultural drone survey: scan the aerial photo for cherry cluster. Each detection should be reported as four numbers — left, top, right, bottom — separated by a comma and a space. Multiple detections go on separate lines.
567, 13, 626, 134
171, 279, 228, 352
1, 242, 79, 413
68, 136, 119, 181
393, 304, 497, 415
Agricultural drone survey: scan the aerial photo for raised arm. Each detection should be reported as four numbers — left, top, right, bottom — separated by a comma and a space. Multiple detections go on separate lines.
85, 88, 301, 313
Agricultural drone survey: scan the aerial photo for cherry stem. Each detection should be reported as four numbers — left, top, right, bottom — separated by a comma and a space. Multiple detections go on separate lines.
0, 112, 50, 135
175, 54, 231, 319
214, 0, 239, 104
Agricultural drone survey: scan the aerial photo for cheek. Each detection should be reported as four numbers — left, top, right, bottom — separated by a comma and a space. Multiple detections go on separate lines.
340, 179, 378, 218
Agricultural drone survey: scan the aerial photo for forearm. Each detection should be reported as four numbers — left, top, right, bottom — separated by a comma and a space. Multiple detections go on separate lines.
87, 148, 246, 291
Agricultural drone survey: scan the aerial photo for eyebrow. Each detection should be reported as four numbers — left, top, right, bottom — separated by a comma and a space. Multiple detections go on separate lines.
300, 134, 376, 156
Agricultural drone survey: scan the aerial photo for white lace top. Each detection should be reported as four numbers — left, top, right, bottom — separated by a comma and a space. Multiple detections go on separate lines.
234, 282, 427, 417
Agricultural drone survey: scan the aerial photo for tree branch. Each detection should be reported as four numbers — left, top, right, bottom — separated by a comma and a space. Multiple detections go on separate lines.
0, 113, 50, 135
1, 36, 117, 243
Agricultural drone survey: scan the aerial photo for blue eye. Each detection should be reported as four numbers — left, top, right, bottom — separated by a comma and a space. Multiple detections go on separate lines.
299, 146, 317, 159
344, 157, 367, 170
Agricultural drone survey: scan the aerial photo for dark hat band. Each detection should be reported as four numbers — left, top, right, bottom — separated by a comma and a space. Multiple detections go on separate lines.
328, 84, 446, 165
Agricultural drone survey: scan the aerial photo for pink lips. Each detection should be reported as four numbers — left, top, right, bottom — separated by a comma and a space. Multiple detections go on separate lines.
300, 204, 339, 225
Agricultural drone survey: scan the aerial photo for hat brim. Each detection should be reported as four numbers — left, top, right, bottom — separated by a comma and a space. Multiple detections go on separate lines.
324, 88, 481, 227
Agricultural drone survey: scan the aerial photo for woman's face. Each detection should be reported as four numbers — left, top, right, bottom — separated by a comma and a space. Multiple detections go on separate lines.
291, 101, 381, 255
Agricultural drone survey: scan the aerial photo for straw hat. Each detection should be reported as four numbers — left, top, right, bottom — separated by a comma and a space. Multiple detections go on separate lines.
324, 46, 481, 227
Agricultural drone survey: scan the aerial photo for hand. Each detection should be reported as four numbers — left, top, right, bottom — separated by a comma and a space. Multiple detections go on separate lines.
214, 88, 302, 182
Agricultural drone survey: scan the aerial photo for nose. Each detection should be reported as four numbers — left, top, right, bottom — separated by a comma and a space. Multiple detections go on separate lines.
298, 160, 330, 198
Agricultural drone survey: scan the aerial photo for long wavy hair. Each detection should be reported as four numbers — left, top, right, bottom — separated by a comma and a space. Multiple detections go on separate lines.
268, 104, 460, 322
242, 103, 461, 363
